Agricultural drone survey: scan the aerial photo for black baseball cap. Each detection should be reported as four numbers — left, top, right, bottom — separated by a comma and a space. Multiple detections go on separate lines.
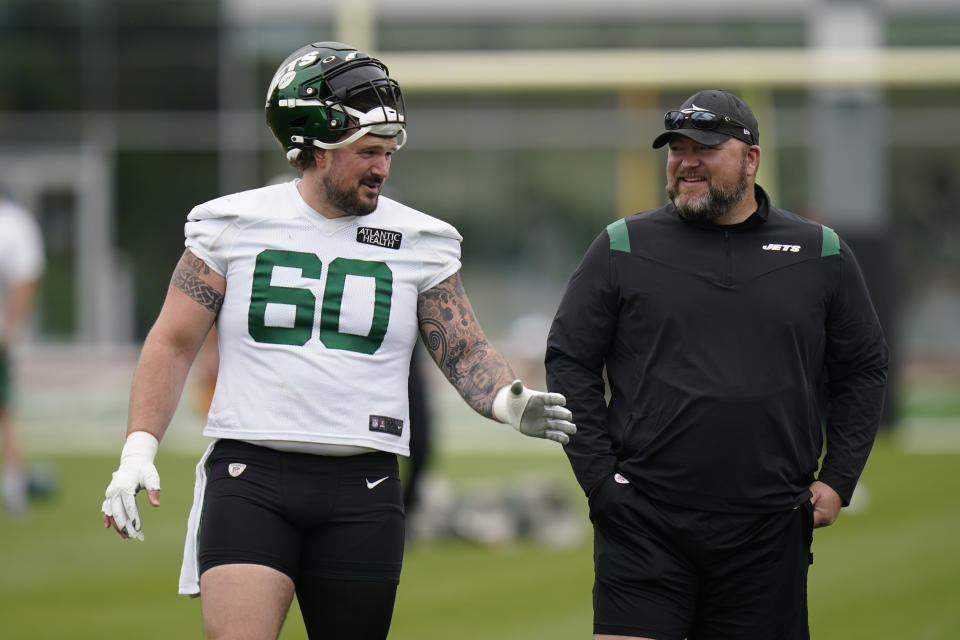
652, 89, 759, 149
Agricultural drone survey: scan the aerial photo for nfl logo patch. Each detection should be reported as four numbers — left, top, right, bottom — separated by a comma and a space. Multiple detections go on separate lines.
368, 414, 403, 436
228, 463, 247, 478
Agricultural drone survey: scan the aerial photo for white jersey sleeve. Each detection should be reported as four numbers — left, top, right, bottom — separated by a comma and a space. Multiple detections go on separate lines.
0, 199, 45, 337
0, 199, 45, 283
181, 180, 461, 456
184, 189, 258, 276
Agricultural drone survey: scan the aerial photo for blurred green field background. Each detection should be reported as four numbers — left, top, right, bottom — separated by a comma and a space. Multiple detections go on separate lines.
1, 374, 959, 639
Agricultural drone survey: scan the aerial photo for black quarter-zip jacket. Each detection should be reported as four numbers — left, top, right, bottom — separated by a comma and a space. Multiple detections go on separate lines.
545, 186, 888, 512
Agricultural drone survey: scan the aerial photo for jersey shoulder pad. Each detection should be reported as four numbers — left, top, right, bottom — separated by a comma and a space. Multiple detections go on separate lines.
187, 181, 295, 225
373, 195, 463, 244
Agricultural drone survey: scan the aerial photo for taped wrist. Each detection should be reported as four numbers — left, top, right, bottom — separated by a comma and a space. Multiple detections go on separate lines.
492, 380, 528, 428
120, 431, 159, 464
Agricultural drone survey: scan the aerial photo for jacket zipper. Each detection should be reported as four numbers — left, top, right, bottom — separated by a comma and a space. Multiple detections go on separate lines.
724, 230, 733, 286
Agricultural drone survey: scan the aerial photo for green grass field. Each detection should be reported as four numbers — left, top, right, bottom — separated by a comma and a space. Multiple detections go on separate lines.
2, 384, 959, 638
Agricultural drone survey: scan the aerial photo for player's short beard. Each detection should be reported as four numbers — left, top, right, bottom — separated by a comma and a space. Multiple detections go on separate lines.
323, 173, 381, 217
667, 155, 749, 222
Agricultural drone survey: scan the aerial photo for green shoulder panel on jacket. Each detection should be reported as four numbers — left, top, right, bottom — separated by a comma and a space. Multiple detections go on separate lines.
607, 218, 631, 253
821, 224, 840, 257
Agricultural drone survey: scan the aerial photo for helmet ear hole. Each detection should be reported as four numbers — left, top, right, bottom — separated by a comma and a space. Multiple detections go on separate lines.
289, 115, 309, 140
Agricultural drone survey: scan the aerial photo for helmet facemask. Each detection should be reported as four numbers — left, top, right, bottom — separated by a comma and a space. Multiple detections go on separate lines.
319, 69, 407, 149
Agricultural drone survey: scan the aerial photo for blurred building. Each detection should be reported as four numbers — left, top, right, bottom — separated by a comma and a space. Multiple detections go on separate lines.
1, 0, 959, 404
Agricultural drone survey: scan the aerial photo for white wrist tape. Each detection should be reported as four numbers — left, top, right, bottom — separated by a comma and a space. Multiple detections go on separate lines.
121, 431, 159, 463
492, 380, 527, 428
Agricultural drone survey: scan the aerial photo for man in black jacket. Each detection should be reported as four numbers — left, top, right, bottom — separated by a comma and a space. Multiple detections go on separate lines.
545, 89, 888, 640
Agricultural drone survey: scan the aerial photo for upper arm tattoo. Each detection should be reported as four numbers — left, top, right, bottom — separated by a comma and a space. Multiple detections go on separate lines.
171, 252, 224, 314
418, 274, 513, 415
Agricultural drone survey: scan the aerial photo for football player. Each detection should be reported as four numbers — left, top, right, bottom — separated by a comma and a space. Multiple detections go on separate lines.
0, 194, 44, 517
101, 41, 575, 640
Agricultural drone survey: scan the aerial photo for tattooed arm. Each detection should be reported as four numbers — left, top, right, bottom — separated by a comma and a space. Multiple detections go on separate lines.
418, 272, 516, 418
101, 250, 224, 538
126, 249, 226, 440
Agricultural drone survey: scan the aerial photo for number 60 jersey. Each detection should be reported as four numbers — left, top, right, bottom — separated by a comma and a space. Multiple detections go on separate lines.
185, 179, 461, 456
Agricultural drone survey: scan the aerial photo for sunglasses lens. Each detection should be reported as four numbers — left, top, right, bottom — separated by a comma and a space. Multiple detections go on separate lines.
689, 111, 720, 129
665, 111, 685, 130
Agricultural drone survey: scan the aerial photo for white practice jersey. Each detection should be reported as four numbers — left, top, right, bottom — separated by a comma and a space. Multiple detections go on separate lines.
185, 180, 461, 455
0, 198, 45, 336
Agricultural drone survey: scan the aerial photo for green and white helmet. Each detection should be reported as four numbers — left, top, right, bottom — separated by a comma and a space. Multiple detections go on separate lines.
265, 42, 406, 159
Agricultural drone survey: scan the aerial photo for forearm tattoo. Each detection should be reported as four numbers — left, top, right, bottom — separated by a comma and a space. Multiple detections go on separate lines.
172, 252, 224, 314
418, 274, 513, 417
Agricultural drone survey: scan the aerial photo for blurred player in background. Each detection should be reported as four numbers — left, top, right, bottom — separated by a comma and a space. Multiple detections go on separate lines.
0, 193, 44, 517
100, 41, 575, 640
547, 89, 888, 640
402, 345, 433, 518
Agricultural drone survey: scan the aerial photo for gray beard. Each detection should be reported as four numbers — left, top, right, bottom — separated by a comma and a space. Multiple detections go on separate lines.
323, 174, 380, 217
668, 172, 748, 222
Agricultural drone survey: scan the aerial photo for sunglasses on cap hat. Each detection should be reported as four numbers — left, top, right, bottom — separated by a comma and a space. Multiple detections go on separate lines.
664, 109, 756, 145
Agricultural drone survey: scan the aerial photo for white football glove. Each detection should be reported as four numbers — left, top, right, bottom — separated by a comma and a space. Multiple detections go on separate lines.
492, 380, 577, 445
101, 431, 161, 541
